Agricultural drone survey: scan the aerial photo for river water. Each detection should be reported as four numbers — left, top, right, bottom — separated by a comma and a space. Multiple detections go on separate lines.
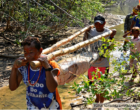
108, 0, 139, 41
107, 0, 138, 15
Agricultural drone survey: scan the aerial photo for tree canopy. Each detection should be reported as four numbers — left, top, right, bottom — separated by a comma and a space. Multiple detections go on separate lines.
0, 0, 118, 39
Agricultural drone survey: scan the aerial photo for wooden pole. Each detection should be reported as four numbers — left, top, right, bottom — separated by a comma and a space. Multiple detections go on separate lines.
30, 30, 113, 68
42, 25, 94, 54
17, 25, 94, 65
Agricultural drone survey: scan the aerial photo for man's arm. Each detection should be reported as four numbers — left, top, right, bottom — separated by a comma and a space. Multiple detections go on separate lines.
83, 27, 91, 41
130, 20, 136, 30
38, 55, 58, 93
9, 57, 27, 91
109, 29, 116, 40
83, 32, 88, 41
122, 31, 131, 51
123, 30, 132, 38
45, 69, 58, 93
9, 67, 22, 91
124, 15, 129, 33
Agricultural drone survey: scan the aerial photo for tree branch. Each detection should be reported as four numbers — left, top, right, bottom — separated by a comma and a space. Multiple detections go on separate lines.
49, 0, 82, 22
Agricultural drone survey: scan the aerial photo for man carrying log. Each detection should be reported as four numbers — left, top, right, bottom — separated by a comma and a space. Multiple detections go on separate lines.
9, 37, 62, 109
83, 15, 116, 104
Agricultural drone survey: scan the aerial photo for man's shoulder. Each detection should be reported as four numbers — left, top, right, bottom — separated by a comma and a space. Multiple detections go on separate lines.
104, 28, 110, 31
89, 28, 97, 36
102, 28, 110, 33
90, 28, 96, 32
126, 13, 131, 17
90, 28, 110, 32
124, 14, 131, 19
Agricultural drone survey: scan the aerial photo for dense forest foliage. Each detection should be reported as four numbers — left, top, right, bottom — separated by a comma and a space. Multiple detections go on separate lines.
0, 0, 121, 40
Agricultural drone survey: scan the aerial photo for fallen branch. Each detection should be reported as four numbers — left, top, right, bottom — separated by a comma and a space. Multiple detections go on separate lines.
49, 0, 82, 22
121, 72, 131, 75
0, 33, 17, 45
103, 97, 132, 104
70, 97, 132, 108
70, 103, 86, 108
119, 83, 138, 93
32, 0, 61, 20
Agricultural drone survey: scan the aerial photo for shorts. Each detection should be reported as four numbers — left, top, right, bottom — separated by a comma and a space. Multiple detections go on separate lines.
88, 66, 109, 85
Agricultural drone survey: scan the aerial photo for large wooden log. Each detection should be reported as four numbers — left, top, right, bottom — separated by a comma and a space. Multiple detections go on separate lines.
30, 30, 113, 68
17, 25, 94, 65
42, 25, 94, 54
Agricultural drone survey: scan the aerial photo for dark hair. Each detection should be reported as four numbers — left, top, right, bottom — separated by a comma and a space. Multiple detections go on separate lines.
21, 37, 42, 50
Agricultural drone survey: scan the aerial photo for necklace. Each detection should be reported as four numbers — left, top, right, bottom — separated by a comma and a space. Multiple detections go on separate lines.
28, 64, 42, 86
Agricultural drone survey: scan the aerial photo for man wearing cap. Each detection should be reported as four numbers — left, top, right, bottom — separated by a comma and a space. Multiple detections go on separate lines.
83, 15, 116, 104
123, 7, 138, 51
124, 7, 138, 34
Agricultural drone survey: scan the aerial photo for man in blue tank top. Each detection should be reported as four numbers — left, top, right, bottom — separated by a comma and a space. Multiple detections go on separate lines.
9, 37, 62, 109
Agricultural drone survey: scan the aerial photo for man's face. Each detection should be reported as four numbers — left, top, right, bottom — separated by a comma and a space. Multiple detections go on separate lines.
133, 30, 139, 38
24, 43, 42, 62
94, 22, 105, 32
